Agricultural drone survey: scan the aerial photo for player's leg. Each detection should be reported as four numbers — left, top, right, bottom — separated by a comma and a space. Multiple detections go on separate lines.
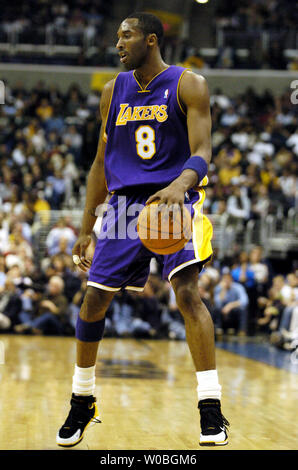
171, 264, 229, 446
171, 264, 215, 370
76, 286, 115, 367
56, 286, 114, 447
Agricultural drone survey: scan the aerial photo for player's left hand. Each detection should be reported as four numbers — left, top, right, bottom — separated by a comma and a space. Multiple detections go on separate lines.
145, 181, 185, 208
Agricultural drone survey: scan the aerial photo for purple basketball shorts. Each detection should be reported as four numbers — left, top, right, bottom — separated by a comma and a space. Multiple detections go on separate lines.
87, 187, 213, 292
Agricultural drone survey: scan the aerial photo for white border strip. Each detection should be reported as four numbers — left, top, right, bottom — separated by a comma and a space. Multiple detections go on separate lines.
87, 281, 121, 292
168, 258, 202, 282
87, 281, 144, 292
125, 285, 144, 292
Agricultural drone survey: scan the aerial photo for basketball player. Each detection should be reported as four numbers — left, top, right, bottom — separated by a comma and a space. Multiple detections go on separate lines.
57, 12, 229, 447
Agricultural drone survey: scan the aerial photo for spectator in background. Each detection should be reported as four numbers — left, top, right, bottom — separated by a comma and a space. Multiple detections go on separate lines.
62, 125, 83, 166
45, 168, 66, 209
231, 251, 255, 290
54, 237, 74, 260
45, 217, 77, 256
11, 141, 26, 166
249, 246, 270, 296
279, 167, 297, 209
182, 48, 207, 70
44, 104, 65, 135
251, 184, 270, 219
65, 87, 81, 116
268, 178, 289, 216
15, 284, 44, 332
217, 160, 241, 187
7, 226, 33, 262
0, 279, 22, 330
280, 273, 298, 313
269, 272, 298, 349
231, 251, 257, 334
6, 263, 33, 292
63, 153, 80, 203
220, 106, 239, 127
213, 271, 249, 335
47, 254, 82, 304
256, 291, 282, 335
226, 184, 251, 225
210, 88, 231, 110
35, 98, 53, 121
14, 275, 69, 336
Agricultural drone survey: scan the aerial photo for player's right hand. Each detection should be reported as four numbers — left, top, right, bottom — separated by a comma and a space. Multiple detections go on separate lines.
72, 234, 93, 272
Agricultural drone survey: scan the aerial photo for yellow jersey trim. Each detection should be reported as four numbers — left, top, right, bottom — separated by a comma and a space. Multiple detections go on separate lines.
103, 73, 119, 142
133, 66, 170, 92
192, 189, 213, 261
192, 189, 205, 259
168, 189, 213, 281
176, 69, 188, 115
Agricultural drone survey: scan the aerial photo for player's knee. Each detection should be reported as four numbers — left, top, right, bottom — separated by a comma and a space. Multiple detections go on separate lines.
80, 286, 114, 322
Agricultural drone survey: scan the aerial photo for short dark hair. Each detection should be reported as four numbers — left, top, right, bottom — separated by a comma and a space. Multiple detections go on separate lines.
126, 12, 164, 46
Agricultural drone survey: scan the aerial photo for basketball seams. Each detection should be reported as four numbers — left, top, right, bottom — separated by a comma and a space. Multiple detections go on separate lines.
137, 201, 192, 254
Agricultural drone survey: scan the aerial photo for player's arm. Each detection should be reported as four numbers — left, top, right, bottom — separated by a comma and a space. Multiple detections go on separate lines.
178, 71, 212, 187
72, 79, 114, 271
146, 72, 211, 207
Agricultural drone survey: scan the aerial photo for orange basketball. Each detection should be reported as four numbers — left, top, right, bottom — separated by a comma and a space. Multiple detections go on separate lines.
137, 202, 192, 255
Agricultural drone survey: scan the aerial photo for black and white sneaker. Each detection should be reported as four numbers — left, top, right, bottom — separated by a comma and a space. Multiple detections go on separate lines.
56, 394, 101, 447
198, 399, 229, 446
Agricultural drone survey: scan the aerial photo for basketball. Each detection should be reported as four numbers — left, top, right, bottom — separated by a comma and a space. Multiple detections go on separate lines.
137, 201, 192, 255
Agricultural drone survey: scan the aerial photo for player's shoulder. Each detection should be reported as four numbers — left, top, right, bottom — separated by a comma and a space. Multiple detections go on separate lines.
99, 78, 116, 118
100, 76, 117, 107
179, 70, 209, 106
102, 77, 116, 96
180, 69, 208, 91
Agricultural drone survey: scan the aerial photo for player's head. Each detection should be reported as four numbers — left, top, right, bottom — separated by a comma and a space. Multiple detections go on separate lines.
116, 12, 164, 70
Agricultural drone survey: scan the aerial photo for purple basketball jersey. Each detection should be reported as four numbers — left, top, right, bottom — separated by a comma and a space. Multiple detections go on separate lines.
104, 65, 191, 192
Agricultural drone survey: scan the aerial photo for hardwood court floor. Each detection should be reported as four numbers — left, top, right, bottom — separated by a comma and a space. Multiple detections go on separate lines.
0, 334, 297, 450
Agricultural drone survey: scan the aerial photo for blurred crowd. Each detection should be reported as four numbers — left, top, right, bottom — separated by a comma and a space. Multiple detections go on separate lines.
0, 78, 297, 351
212, 0, 298, 70
215, 0, 296, 36
0, 0, 110, 45
0, 0, 297, 69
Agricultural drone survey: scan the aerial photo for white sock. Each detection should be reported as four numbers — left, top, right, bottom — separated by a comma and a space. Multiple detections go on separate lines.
196, 369, 222, 401
72, 364, 96, 396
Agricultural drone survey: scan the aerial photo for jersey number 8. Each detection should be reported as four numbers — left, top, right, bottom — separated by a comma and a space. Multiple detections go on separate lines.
135, 125, 156, 159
